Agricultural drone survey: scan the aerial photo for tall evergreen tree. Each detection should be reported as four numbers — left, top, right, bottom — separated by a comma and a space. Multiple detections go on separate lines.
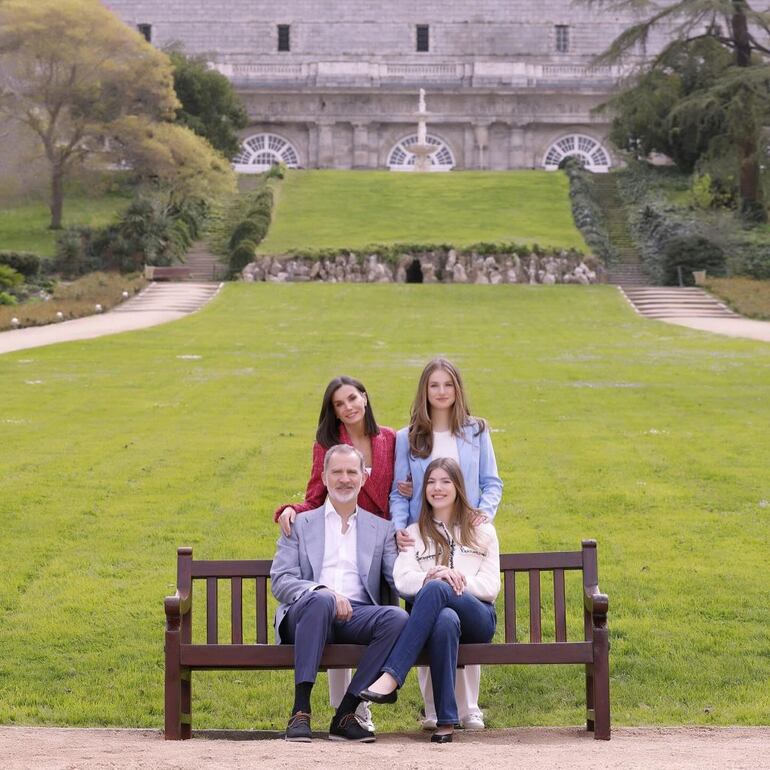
595, 0, 770, 222
168, 51, 248, 159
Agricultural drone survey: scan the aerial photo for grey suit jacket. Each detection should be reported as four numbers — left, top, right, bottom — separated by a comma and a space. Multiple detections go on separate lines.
270, 505, 398, 643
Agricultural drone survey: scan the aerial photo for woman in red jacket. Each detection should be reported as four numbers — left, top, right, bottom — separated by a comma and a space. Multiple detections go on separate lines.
274, 375, 396, 529
274, 375, 398, 731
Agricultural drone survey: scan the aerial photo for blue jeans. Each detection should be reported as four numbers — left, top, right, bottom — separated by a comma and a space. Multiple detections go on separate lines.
381, 580, 496, 725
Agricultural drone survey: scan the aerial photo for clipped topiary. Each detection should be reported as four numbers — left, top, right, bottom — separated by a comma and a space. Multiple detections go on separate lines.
229, 220, 263, 250
230, 239, 257, 272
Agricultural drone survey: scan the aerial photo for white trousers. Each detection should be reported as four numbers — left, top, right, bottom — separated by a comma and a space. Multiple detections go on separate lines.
328, 667, 352, 707
418, 664, 482, 722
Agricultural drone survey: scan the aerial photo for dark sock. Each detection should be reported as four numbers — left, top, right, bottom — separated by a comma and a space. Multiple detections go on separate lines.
292, 681, 313, 715
335, 691, 361, 718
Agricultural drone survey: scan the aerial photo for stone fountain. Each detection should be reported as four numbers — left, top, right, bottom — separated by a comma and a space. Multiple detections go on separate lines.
411, 88, 433, 172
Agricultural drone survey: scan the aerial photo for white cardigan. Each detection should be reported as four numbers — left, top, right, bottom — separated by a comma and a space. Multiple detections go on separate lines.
393, 521, 501, 603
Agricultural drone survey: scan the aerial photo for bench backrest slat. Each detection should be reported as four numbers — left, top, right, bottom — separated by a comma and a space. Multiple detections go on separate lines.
231, 578, 243, 645
503, 570, 516, 643
528, 570, 542, 643
256, 576, 269, 644
500, 551, 582, 571
554, 568, 567, 643
206, 578, 218, 644
192, 560, 272, 578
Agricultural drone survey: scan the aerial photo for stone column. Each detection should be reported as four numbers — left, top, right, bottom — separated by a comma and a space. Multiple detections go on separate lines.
463, 126, 475, 170
508, 124, 526, 169
317, 120, 335, 168
352, 123, 370, 169
474, 122, 491, 170
307, 123, 319, 169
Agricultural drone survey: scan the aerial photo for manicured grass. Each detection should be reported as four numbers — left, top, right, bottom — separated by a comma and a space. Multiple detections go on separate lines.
706, 277, 770, 320
259, 170, 587, 254
1, 284, 769, 731
0, 194, 130, 257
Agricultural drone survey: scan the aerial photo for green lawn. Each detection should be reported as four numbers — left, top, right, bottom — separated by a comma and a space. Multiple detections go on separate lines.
259, 170, 587, 254
1, 284, 769, 731
0, 194, 130, 257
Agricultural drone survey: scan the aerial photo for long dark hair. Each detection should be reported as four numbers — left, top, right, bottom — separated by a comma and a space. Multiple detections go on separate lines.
316, 376, 381, 448
408, 357, 486, 459
418, 457, 482, 565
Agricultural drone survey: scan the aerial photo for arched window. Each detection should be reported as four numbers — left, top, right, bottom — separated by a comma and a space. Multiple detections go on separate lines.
233, 133, 300, 173
543, 134, 611, 172
387, 134, 455, 172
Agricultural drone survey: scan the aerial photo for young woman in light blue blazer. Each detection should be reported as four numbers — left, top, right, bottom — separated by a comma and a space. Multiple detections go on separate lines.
389, 357, 503, 730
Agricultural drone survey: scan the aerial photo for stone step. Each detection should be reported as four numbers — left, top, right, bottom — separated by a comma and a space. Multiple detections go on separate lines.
620, 287, 738, 318
114, 282, 220, 313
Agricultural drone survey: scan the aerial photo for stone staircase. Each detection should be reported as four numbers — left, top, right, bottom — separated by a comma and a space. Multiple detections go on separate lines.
113, 282, 221, 313
590, 173, 648, 286
183, 241, 225, 282
620, 287, 739, 319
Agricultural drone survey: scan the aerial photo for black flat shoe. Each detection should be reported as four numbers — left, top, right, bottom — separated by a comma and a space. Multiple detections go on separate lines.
359, 687, 397, 705
430, 731, 453, 743
285, 711, 312, 742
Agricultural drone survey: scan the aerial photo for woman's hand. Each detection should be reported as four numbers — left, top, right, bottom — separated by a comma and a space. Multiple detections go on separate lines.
396, 478, 413, 498
471, 513, 488, 526
424, 566, 466, 595
396, 528, 415, 551
278, 507, 297, 536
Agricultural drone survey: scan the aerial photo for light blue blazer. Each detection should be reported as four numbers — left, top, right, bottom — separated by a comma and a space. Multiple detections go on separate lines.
270, 505, 398, 642
389, 421, 503, 530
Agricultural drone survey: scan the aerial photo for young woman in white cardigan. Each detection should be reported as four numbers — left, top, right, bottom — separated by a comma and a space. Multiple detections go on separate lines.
362, 457, 500, 743
389, 357, 503, 730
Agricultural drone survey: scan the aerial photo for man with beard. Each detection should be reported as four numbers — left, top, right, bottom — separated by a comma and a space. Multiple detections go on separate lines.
271, 444, 408, 742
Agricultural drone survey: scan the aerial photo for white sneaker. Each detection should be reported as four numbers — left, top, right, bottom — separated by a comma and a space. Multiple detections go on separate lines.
461, 713, 485, 730
421, 716, 437, 731
355, 701, 375, 732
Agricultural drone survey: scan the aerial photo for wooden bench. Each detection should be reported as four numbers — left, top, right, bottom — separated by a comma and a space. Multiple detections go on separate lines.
164, 539, 610, 740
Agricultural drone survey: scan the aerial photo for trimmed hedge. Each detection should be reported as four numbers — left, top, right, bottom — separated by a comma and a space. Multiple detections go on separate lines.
0, 251, 42, 278
563, 160, 618, 264
227, 184, 273, 274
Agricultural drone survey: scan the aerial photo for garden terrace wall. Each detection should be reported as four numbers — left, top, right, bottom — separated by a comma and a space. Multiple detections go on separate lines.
242, 249, 606, 285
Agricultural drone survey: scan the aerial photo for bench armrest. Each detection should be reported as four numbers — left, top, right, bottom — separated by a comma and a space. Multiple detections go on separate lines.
584, 584, 609, 623
164, 590, 191, 631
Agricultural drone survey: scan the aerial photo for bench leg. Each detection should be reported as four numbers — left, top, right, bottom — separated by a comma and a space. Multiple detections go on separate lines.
165, 627, 182, 739
181, 671, 191, 739
591, 627, 611, 740
584, 664, 594, 732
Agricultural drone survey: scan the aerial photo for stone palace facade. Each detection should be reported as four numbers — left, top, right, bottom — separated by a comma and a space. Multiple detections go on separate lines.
103, 1, 661, 174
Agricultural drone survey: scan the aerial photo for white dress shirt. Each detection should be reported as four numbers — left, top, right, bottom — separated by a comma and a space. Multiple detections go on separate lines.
318, 498, 369, 603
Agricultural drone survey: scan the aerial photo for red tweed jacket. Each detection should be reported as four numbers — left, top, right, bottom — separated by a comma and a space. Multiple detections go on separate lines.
273, 423, 396, 522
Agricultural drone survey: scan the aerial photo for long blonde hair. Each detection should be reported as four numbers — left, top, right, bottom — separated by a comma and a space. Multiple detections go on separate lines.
418, 457, 481, 566
407, 358, 486, 459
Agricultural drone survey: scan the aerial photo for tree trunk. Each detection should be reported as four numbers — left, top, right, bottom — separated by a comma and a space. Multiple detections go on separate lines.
731, 2, 752, 67
738, 134, 767, 223
49, 165, 64, 230
729, 5, 766, 222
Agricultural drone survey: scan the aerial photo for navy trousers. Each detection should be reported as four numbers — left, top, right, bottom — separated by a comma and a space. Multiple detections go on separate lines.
279, 588, 409, 699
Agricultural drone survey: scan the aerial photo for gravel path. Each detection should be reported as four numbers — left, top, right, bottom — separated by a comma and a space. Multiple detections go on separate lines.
2, 726, 769, 770
0, 283, 221, 355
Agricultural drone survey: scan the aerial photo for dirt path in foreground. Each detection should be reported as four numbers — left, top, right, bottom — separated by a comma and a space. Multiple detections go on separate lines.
2, 726, 769, 770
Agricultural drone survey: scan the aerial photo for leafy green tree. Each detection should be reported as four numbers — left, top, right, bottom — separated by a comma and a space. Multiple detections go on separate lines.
0, 0, 179, 229
595, 0, 770, 222
168, 51, 248, 158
